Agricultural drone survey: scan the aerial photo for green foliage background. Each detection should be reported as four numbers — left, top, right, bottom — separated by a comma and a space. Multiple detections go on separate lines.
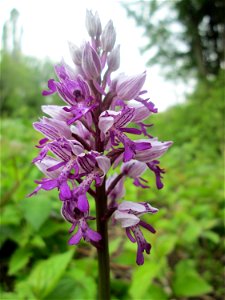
0, 2, 224, 298
1, 54, 224, 299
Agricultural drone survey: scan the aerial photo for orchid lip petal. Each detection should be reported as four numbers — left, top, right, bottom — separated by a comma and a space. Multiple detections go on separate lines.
77, 194, 89, 212
69, 228, 82, 245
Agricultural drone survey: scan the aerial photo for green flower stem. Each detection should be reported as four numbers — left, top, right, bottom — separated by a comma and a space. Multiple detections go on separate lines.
95, 180, 110, 300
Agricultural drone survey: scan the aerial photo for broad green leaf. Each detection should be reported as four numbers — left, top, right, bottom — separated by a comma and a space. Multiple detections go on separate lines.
129, 259, 164, 299
30, 235, 46, 248
8, 223, 32, 247
20, 195, 52, 231
0, 292, 18, 300
45, 276, 95, 300
48, 268, 97, 300
181, 221, 202, 243
202, 230, 220, 244
15, 280, 38, 300
153, 234, 177, 258
73, 258, 98, 278
172, 260, 213, 297
8, 247, 32, 275
0, 205, 22, 226
38, 219, 68, 238
145, 283, 169, 300
29, 250, 74, 299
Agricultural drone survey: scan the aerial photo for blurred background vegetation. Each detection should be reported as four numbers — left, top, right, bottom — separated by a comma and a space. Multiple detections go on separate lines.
0, 1, 224, 299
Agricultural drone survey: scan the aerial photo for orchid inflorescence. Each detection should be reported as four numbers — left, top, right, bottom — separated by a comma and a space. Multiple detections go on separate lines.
29, 10, 172, 265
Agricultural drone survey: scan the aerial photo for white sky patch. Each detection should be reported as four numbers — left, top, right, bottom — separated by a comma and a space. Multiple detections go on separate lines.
0, 0, 191, 111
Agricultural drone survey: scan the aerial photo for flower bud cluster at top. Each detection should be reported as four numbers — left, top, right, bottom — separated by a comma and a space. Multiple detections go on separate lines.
29, 10, 172, 265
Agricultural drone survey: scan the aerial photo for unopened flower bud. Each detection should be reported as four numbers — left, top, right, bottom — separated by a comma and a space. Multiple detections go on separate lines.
101, 20, 116, 52
68, 42, 82, 66
95, 12, 102, 38
85, 10, 102, 38
86, 10, 97, 38
107, 45, 120, 72
82, 42, 101, 79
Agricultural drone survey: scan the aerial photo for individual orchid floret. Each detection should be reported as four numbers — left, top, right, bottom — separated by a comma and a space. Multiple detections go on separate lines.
112, 201, 158, 265
77, 152, 110, 184
107, 45, 120, 73
55, 60, 78, 81
81, 42, 102, 80
68, 42, 83, 66
42, 61, 77, 96
135, 139, 173, 162
35, 156, 64, 180
43, 73, 97, 125
41, 105, 73, 122
71, 121, 94, 149
31, 138, 84, 200
134, 139, 173, 189
121, 160, 149, 188
33, 117, 72, 141
129, 102, 153, 123
99, 106, 151, 162
62, 198, 101, 246
101, 20, 116, 52
72, 152, 110, 212
113, 72, 146, 101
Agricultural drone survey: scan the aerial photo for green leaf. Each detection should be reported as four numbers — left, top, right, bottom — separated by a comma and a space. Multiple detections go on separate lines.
30, 235, 46, 248
8, 247, 32, 275
29, 250, 74, 299
129, 259, 165, 299
47, 269, 97, 300
15, 280, 37, 300
0, 292, 19, 299
202, 230, 220, 244
44, 277, 80, 300
172, 260, 213, 297
38, 219, 68, 238
181, 221, 202, 243
20, 195, 52, 231
154, 234, 177, 258
145, 283, 168, 300
0, 205, 22, 226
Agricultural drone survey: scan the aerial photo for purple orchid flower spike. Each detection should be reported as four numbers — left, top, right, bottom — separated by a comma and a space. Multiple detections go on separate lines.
113, 201, 158, 265
30, 10, 172, 278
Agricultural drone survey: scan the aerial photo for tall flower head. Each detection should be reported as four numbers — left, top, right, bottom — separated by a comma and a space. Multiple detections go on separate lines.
29, 9, 172, 265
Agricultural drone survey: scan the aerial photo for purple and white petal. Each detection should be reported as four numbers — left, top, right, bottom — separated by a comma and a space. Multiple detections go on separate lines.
113, 210, 140, 227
